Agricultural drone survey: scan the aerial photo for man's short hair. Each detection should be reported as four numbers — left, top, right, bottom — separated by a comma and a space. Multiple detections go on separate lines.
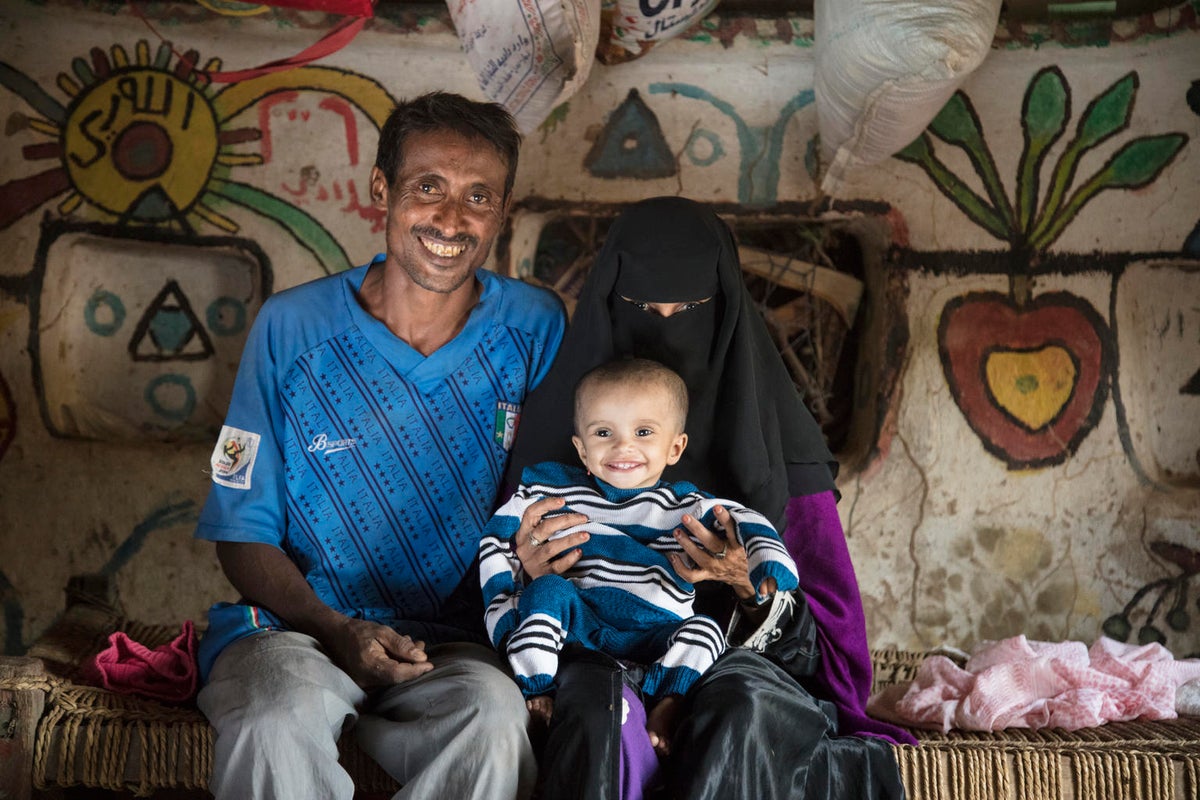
574, 358, 689, 434
374, 92, 521, 200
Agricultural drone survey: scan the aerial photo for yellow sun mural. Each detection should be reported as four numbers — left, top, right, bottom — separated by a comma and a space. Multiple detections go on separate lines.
2, 39, 396, 273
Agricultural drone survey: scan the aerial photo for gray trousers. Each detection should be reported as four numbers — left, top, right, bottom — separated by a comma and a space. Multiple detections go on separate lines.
197, 631, 536, 800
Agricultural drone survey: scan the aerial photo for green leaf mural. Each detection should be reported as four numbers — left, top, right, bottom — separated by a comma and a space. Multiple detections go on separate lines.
1016, 67, 1069, 234
918, 67, 1189, 477
1031, 72, 1140, 245
896, 135, 1009, 241
1031, 133, 1188, 250
899, 68, 1188, 256
928, 93, 1017, 236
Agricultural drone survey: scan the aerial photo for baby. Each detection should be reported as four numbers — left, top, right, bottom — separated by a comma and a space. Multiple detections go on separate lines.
479, 358, 799, 753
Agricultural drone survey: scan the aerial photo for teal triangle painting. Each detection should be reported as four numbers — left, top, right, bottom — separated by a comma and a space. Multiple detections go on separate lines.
584, 89, 676, 179
130, 280, 214, 361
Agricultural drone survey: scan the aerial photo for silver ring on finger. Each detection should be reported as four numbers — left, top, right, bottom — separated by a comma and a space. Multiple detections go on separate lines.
713, 546, 727, 560
529, 534, 544, 548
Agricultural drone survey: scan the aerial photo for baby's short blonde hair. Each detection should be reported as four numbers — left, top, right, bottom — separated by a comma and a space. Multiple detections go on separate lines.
573, 358, 689, 435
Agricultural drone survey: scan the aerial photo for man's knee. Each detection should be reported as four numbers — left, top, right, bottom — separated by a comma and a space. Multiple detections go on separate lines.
424, 644, 528, 732
199, 632, 361, 735
463, 667, 528, 729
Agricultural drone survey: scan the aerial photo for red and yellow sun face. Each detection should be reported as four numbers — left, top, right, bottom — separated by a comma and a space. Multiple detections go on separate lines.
3, 39, 396, 272
61, 62, 220, 219
38, 41, 260, 230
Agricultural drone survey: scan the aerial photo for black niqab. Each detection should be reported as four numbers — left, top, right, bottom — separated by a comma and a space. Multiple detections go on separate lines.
507, 196, 836, 528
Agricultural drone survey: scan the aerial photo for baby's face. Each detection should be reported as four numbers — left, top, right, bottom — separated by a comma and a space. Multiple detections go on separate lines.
572, 382, 687, 490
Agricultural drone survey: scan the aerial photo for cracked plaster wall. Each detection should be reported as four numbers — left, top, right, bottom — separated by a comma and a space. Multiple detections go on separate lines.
0, 1, 1197, 660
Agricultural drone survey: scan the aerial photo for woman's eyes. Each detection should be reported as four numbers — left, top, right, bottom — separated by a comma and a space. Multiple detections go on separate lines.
622, 297, 705, 314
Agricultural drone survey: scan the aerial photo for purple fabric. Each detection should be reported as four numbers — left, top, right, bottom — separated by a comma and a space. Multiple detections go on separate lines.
619, 684, 660, 800
784, 493, 918, 746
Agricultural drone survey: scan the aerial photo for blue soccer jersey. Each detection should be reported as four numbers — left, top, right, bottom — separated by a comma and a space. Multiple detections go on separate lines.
195, 257, 565, 678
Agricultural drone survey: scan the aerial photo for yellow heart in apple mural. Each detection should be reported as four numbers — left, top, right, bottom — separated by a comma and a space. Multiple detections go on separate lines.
984, 346, 1077, 431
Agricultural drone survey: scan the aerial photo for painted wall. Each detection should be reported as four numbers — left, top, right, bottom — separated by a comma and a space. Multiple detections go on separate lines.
1, 0, 1197, 662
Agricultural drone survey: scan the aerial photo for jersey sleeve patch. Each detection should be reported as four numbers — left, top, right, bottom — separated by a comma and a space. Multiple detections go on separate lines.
210, 426, 262, 490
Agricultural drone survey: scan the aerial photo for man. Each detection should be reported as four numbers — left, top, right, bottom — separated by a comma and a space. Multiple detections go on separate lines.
194, 92, 566, 800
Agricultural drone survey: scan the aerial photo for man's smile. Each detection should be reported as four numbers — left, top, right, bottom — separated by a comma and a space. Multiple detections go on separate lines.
419, 236, 468, 258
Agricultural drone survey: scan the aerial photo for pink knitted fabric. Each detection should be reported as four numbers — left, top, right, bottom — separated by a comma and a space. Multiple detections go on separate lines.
878, 635, 1200, 732
82, 620, 199, 704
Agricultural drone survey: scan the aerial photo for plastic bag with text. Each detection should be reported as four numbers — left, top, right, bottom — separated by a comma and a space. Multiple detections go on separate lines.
449, 0, 600, 134
596, 0, 718, 65
814, 0, 1002, 197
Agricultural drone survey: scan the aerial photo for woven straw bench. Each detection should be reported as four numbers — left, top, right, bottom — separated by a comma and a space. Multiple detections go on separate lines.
2, 577, 1198, 799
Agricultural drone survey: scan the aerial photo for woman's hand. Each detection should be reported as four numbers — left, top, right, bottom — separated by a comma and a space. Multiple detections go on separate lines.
514, 496, 589, 580
667, 505, 775, 602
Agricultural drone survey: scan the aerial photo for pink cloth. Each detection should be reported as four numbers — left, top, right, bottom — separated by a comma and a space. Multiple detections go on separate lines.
870, 635, 1200, 732
82, 620, 199, 704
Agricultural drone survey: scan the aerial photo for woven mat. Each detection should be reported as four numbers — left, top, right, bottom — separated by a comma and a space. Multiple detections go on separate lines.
12, 603, 1200, 799
870, 647, 1200, 800
20, 601, 397, 796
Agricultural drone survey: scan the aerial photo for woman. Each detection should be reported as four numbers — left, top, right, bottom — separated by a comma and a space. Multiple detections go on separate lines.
505, 196, 913, 799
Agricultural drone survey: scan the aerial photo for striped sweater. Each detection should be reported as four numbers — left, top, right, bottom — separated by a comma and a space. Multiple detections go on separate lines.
479, 461, 799, 656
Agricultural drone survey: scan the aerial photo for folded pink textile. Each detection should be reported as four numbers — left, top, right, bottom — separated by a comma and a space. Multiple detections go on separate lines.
869, 635, 1200, 733
81, 620, 199, 704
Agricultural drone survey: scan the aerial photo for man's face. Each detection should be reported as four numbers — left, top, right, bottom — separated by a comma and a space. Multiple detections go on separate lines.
371, 128, 510, 295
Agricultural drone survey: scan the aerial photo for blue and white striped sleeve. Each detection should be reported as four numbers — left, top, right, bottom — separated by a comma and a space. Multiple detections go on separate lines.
702, 499, 799, 602
479, 491, 531, 650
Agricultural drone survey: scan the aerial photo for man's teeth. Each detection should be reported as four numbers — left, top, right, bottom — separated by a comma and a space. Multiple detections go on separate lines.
423, 239, 466, 257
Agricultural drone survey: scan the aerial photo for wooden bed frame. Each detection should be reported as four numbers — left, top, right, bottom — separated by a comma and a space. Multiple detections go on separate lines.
2, 576, 1198, 799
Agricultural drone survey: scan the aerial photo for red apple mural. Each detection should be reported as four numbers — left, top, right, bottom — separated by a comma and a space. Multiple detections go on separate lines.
939, 291, 1111, 468
898, 67, 1185, 469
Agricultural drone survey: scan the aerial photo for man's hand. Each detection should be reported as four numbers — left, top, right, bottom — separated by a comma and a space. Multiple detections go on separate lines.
514, 496, 589, 580
213, 542, 435, 689
323, 617, 434, 689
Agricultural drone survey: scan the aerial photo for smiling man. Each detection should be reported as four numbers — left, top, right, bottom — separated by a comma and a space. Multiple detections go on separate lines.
193, 93, 566, 800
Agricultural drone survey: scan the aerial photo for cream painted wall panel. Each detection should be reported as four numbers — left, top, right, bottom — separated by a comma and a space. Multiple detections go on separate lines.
1115, 260, 1200, 488
849, 267, 1199, 653
516, 45, 821, 205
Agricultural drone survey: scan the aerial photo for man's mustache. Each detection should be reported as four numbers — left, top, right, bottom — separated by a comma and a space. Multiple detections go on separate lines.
412, 225, 478, 248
